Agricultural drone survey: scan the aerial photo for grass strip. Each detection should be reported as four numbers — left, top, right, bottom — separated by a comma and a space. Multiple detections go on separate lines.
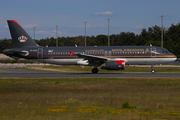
0, 78, 180, 119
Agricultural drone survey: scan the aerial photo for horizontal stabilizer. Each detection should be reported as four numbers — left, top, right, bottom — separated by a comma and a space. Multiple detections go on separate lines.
4, 49, 29, 56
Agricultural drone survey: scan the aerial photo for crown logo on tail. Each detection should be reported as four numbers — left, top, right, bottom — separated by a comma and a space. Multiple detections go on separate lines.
18, 35, 28, 42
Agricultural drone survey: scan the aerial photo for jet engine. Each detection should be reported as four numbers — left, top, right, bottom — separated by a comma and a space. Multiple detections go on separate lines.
101, 60, 125, 70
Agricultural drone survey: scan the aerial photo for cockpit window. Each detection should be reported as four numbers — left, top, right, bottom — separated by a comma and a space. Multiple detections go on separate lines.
163, 50, 169, 53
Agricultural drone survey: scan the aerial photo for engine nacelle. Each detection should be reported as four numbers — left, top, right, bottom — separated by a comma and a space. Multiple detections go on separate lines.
101, 60, 125, 70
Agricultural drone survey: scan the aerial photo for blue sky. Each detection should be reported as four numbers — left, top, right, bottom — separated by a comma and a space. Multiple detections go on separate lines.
1, 0, 180, 39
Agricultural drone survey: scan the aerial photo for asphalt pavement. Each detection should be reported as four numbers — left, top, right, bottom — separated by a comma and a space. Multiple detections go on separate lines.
0, 68, 180, 78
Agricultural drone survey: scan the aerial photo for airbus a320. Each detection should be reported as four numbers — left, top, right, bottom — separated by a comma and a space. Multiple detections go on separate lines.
4, 20, 177, 73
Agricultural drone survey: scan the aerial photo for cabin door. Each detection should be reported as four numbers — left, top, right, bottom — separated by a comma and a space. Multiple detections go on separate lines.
151, 47, 156, 57
37, 48, 43, 58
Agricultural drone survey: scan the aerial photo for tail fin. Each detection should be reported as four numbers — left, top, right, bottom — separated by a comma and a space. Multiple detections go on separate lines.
7, 20, 38, 48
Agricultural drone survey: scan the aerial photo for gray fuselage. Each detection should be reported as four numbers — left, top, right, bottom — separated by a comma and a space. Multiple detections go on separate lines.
7, 46, 177, 65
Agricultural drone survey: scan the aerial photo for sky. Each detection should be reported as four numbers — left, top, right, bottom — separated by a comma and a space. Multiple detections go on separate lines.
1, 0, 180, 39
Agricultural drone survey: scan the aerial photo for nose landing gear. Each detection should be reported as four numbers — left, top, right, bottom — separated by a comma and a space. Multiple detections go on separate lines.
151, 65, 155, 73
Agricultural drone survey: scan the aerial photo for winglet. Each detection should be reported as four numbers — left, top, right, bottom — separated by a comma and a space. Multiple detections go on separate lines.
69, 51, 74, 56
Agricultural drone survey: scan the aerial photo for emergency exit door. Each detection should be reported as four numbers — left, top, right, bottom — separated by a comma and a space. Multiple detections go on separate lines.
37, 48, 43, 58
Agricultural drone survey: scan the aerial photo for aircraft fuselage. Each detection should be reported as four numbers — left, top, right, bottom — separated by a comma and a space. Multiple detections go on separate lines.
5, 46, 177, 65
4, 20, 177, 73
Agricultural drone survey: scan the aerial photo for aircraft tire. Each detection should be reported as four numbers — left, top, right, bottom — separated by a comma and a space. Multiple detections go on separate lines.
92, 68, 98, 74
151, 69, 155, 74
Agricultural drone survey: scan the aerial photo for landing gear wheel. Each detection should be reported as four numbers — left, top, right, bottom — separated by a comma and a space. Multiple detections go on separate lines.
92, 68, 98, 74
151, 64, 155, 74
151, 69, 155, 74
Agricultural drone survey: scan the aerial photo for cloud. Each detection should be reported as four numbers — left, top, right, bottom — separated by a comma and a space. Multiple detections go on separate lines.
52, 30, 63, 35
28, 29, 67, 37
4, 24, 40, 29
24, 24, 39, 28
134, 26, 144, 29
93, 11, 113, 16
3, 25, 8, 28
36, 31, 46, 34
0, 30, 7, 32
87, 24, 105, 28
69, 24, 105, 28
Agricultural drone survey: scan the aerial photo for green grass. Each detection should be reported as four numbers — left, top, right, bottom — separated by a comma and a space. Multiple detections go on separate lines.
25, 65, 180, 73
0, 70, 5, 72
1, 78, 180, 120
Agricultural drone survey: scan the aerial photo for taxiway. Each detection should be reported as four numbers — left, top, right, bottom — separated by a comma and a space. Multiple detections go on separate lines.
0, 68, 180, 78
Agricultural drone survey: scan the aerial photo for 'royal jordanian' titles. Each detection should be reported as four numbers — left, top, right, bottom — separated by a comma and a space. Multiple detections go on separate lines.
4, 20, 177, 73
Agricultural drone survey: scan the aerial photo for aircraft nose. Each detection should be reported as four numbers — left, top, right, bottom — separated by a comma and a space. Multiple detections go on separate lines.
172, 54, 177, 60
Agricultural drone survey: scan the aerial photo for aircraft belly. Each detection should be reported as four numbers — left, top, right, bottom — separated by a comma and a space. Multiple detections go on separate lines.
30, 57, 176, 65
126, 58, 176, 65
31, 59, 83, 65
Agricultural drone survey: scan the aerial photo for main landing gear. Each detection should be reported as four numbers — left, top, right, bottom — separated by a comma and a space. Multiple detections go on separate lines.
151, 64, 155, 74
92, 68, 98, 74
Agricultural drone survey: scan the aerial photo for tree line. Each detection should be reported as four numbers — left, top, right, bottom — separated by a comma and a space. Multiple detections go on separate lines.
0, 23, 180, 57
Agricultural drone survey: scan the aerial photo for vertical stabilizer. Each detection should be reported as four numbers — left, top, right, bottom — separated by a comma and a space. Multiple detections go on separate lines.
7, 20, 38, 48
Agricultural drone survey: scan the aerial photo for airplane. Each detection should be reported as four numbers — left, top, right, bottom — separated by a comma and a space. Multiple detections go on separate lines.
4, 20, 177, 73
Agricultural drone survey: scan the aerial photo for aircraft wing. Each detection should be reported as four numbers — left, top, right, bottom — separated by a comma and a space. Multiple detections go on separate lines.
69, 51, 109, 65
77, 53, 108, 60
